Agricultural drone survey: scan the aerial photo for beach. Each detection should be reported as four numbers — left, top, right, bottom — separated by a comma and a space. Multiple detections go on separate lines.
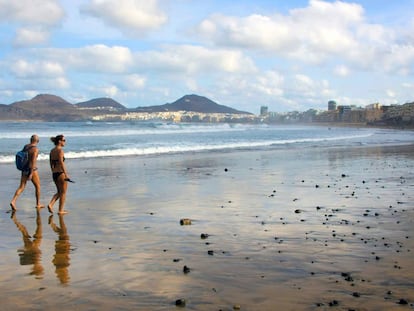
1, 143, 413, 311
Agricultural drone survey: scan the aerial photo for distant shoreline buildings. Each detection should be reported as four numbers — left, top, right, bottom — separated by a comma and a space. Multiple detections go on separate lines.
1, 93, 413, 127
260, 100, 414, 128
92, 100, 414, 128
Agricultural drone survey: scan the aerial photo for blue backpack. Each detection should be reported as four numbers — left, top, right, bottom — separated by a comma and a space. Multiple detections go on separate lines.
15, 146, 33, 171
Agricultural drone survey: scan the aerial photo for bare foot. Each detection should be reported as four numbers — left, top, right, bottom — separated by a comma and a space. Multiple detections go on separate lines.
47, 205, 54, 214
58, 210, 68, 215
36, 204, 45, 210
10, 202, 16, 211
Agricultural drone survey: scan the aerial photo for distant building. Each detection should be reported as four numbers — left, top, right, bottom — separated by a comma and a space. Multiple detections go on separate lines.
260, 106, 268, 116
366, 103, 381, 110
328, 100, 337, 111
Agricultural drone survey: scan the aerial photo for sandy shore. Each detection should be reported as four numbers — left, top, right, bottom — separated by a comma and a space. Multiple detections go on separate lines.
1, 144, 413, 310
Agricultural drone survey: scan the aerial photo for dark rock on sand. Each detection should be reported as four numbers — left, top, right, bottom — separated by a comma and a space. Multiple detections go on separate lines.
341, 272, 354, 282
397, 298, 408, 305
175, 299, 186, 307
328, 300, 339, 306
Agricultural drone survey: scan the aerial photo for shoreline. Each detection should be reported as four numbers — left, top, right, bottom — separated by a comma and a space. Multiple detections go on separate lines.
1, 143, 413, 310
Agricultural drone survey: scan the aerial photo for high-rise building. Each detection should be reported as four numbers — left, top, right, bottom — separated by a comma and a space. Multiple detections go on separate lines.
260, 106, 268, 116
328, 100, 337, 111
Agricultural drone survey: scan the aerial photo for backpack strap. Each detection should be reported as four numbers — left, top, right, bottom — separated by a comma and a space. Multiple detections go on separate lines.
23, 145, 35, 152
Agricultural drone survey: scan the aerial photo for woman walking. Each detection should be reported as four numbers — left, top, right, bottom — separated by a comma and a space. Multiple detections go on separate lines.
48, 135, 70, 215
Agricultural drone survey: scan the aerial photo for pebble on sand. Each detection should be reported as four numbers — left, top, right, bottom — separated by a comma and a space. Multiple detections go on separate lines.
180, 218, 192, 225
175, 299, 186, 307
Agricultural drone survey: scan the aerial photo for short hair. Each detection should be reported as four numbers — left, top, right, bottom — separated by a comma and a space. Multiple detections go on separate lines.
30, 134, 39, 143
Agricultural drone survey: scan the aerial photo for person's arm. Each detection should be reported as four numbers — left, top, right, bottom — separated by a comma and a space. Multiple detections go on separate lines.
28, 147, 38, 179
59, 149, 70, 179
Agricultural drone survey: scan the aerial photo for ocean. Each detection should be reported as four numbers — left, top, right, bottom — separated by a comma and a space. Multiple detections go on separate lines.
0, 121, 412, 164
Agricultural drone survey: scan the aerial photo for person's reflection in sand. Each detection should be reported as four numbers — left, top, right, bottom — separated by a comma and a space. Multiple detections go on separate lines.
11, 210, 44, 278
49, 214, 71, 284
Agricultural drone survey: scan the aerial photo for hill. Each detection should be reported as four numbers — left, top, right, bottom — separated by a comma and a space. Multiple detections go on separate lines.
75, 98, 126, 111
0, 93, 252, 121
134, 94, 252, 114
8, 94, 84, 121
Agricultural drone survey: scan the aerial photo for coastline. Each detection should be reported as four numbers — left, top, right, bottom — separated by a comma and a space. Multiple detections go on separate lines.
1, 143, 413, 310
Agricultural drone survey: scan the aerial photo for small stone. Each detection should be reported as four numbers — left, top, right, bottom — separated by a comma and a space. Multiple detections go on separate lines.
175, 299, 186, 307
200, 233, 209, 239
183, 265, 190, 274
398, 299, 408, 305
328, 300, 339, 306
208, 250, 214, 255
233, 304, 241, 310
180, 218, 192, 225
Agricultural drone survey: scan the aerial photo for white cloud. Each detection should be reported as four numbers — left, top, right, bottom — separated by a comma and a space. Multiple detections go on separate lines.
11, 59, 65, 78
386, 89, 396, 98
135, 45, 257, 74
334, 64, 350, 77
41, 45, 134, 73
196, 0, 363, 61
288, 74, 335, 106
0, 0, 64, 26
0, 0, 64, 46
251, 70, 284, 96
81, 0, 167, 36
13, 28, 50, 47
194, 0, 414, 75
122, 74, 146, 90
103, 85, 119, 97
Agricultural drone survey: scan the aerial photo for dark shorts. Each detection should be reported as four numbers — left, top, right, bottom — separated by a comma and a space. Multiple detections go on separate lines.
22, 167, 37, 177
53, 172, 64, 182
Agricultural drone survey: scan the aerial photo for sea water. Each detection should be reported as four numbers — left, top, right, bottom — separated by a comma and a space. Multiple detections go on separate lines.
0, 121, 412, 163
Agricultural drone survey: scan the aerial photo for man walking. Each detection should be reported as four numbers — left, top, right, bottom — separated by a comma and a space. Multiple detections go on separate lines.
10, 134, 44, 211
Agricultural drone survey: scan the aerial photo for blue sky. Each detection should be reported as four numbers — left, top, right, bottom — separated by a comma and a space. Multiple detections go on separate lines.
0, 0, 413, 114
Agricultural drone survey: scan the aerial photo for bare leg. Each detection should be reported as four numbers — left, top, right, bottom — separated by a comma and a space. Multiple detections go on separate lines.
31, 172, 44, 209
10, 175, 28, 211
48, 193, 59, 214
58, 177, 68, 214
48, 177, 60, 214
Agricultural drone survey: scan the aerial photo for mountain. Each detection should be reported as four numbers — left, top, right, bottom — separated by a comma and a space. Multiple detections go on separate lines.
7, 94, 84, 121
0, 93, 252, 121
134, 94, 252, 114
75, 98, 126, 111
0, 104, 25, 120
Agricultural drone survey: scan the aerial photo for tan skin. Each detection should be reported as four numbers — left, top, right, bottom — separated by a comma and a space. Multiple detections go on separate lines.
10, 135, 44, 211
48, 136, 70, 215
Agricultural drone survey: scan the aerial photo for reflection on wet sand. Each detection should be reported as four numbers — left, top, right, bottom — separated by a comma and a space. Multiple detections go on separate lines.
11, 211, 44, 278
49, 214, 71, 285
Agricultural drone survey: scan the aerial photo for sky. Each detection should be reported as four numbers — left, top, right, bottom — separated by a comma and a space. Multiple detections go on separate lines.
0, 0, 413, 114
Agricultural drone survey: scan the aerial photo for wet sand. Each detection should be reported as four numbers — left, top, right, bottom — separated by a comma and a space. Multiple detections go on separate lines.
1, 144, 413, 311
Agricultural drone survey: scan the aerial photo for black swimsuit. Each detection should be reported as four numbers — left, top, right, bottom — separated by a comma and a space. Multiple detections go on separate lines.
51, 157, 65, 182
53, 172, 64, 182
